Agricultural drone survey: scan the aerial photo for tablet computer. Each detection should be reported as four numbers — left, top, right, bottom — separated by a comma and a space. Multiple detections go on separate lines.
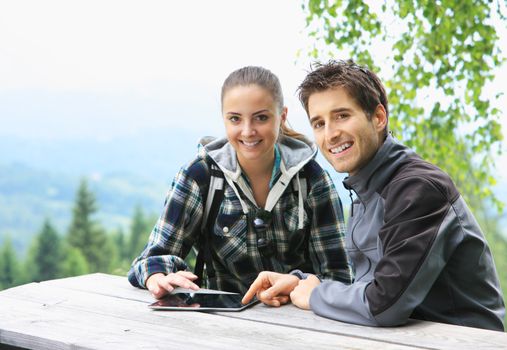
148, 292, 258, 312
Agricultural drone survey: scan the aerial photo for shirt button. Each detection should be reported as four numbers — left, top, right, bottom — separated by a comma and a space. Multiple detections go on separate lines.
223, 226, 229, 234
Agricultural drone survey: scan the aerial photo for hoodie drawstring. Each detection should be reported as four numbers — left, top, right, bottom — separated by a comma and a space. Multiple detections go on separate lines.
223, 176, 250, 214
348, 189, 354, 217
296, 172, 306, 230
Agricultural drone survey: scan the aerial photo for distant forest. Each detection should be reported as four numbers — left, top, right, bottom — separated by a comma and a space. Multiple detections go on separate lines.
0, 179, 189, 290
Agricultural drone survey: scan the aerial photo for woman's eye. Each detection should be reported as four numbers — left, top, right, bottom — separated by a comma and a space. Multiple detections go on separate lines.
229, 116, 240, 123
255, 114, 269, 122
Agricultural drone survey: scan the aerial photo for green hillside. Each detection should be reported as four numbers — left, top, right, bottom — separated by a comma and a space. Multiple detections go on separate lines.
0, 163, 165, 255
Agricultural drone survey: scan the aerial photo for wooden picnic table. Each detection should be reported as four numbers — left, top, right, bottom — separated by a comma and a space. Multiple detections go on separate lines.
0, 273, 505, 349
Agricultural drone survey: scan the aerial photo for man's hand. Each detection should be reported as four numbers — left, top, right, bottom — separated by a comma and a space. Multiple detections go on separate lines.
242, 271, 300, 307
146, 271, 199, 299
289, 274, 321, 310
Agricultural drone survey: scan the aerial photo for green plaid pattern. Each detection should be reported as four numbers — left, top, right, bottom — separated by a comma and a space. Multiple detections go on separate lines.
128, 156, 352, 293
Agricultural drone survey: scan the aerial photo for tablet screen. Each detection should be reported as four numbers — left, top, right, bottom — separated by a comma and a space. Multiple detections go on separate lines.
148, 293, 258, 312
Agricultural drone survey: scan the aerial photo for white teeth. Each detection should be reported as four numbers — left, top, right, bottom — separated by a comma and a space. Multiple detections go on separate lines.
242, 140, 261, 147
331, 142, 352, 154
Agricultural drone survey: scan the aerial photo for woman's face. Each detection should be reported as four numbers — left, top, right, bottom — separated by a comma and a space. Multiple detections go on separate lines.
222, 84, 286, 168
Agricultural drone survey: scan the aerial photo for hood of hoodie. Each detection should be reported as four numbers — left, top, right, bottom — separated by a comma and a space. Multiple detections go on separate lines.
197, 135, 318, 182
197, 135, 317, 219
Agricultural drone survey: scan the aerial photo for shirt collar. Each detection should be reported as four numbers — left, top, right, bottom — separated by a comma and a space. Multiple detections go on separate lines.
240, 144, 281, 189
269, 144, 282, 188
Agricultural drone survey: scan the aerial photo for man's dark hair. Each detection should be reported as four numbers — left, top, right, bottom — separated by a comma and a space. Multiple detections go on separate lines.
297, 60, 389, 123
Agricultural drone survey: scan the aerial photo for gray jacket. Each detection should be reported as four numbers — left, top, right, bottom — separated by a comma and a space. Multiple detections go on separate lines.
309, 135, 505, 331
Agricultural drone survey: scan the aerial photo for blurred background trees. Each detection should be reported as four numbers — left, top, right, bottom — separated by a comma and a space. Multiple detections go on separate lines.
0, 179, 152, 288
303, 0, 505, 210
302, 0, 507, 324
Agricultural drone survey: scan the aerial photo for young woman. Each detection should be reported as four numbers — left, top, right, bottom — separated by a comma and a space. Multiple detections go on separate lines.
128, 66, 352, 298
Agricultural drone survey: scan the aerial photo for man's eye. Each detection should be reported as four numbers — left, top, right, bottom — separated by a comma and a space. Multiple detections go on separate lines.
312, 121, 324, 129
336, 114, 349, 120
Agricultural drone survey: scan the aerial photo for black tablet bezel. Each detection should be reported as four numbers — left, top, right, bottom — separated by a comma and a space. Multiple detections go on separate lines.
148, 292, 258, 312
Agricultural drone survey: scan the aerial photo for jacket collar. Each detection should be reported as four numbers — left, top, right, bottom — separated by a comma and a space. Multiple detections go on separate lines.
342, 135, 414, 201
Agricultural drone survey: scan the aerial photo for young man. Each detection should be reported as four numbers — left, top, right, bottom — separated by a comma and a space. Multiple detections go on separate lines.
242, 60, 505, 331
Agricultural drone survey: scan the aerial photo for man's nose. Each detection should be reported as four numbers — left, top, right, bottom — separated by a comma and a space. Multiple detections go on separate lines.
325, 123, 340, 145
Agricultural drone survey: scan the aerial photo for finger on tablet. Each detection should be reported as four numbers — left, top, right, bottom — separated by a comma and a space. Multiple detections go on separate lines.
242, 274, 265, 304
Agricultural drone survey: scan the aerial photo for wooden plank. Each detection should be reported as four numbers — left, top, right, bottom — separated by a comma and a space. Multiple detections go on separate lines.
0, 283, 420, 350
40, 273, 153, 303
217, 303, 507, 350
0, 282, 217, 325
39, 273, 232, 303
0, 297, 224, 350
52, 274, 506, 350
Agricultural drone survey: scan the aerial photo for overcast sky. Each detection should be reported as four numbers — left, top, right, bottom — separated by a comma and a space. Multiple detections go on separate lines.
0, 0, 316, 140
1, 0, 506, 178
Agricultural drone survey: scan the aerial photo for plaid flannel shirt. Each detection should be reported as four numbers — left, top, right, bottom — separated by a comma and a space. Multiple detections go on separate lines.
128, 150, 352, 294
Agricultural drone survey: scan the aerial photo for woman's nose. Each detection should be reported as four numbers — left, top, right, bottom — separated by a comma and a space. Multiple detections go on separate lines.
241, 121, 256, 137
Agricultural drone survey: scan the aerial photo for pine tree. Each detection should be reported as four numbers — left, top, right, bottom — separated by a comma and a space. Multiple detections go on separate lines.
67, 179, 112, 272
33, 219, 61, 282
127, 205, 149, 260
0, 237, 20, 289
61, 246, 90, 277
113, 226, 126, 261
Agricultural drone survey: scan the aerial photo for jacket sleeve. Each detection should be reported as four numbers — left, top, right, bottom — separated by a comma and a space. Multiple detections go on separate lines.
310, 175, 462, 326
127, 166, 204, 288
307, 169, 353, 284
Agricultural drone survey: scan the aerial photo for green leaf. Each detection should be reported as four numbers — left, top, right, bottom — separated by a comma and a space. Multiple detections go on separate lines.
301, 0, 506, 214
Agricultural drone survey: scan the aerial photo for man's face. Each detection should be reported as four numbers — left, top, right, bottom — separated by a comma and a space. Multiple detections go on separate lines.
308, 86, 387, 175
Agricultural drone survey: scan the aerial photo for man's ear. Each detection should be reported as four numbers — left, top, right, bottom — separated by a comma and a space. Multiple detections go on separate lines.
372, 104, 387, 132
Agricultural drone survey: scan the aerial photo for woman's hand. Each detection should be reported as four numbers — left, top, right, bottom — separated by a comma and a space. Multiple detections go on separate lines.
146, 271, 199, 299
